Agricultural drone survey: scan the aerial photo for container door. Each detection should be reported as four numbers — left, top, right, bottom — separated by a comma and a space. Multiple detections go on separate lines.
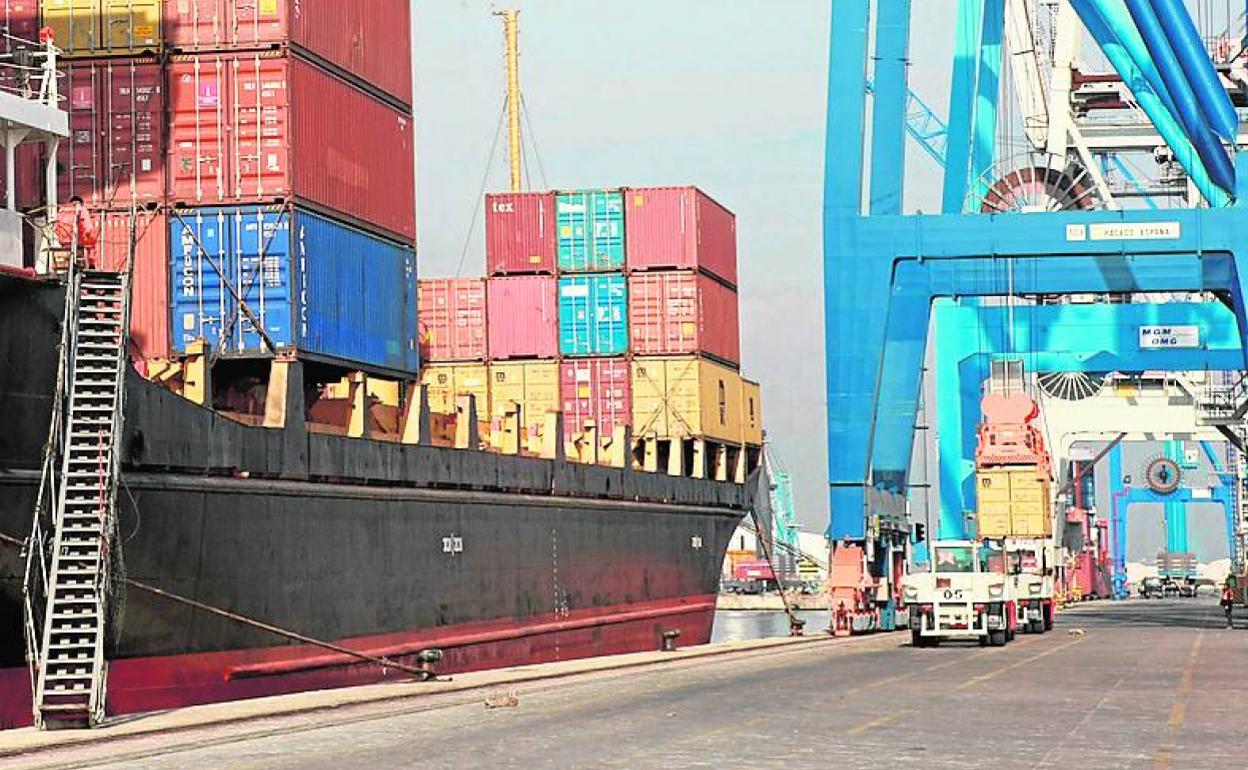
168, 56, 228, 203
589, 190, 624, 271
232, 206, 292, 352
232, 54, 290, 201
101, 59, 165, 204
592, 273, 628, 356
630, 359, 669, 437
163, 0, 227, 50
170, 207, 231, 355
558, 276, 591, 356
556, 192, 589, 272
102, 0, 160, 54
231, 0, 286, 48
43, 0, 99, 56
60, 64, 101, 204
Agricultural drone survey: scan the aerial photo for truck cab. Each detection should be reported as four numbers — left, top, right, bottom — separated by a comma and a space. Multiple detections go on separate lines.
902, 540, 1017, 647
1006, 538, 1055, 634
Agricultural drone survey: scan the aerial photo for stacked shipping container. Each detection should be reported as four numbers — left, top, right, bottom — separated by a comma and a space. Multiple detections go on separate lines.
27, 0, 418, 374
421, 184, 761, 451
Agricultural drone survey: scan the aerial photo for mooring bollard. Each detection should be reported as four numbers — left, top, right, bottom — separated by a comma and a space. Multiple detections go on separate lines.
416, 648, 444, 680
661, 629, 681, 652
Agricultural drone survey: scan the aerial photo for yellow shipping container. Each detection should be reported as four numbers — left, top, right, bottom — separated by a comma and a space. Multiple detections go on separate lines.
741, 378, 763, 446
489, 361, 560, 439
322, 378, 402, 407
421, 363, 489, 415
975, 468, 1052, 538
43, 0, 161, 57
632, 356, 743, 443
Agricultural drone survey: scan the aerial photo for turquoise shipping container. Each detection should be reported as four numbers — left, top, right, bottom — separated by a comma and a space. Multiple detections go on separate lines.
558, 274, 629, 357
556, 190, 625, 272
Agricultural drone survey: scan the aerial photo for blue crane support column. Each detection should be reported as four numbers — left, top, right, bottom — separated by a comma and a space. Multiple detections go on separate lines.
1069, 0, 1229, 205
1108, 444, 1129, 597
942, 0, 985, 213
1199, 440, 1239, 564
869, 0, 911, 215
824, 0, 877, 540
969, 0, 1004, 205
1164, 439, 1188, 553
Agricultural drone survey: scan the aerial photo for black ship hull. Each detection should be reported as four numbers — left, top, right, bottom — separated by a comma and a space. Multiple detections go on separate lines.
0, 271, 748, 728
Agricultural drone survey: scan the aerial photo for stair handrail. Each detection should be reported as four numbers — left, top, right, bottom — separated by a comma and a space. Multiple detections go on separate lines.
22, 227, 80, 700
85, 210, 138, 722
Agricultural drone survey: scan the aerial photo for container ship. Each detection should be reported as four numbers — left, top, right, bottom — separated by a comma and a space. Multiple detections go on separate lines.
0, 3, 763, 729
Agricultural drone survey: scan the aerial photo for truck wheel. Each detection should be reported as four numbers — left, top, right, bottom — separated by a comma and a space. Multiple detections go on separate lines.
1006, 628, 1015, 642
1043, 606, 1053, 632
1029, 619, 1043, 634
988, 630, 1007, 647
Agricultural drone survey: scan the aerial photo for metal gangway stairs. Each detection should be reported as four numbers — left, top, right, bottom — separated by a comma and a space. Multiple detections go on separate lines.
24, 267, 132, 729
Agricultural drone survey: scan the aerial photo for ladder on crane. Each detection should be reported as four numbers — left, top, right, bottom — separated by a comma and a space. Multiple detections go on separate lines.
25, 266, 132, 729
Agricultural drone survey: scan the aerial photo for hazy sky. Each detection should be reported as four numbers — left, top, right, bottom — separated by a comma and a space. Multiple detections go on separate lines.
412, 2, 960, 531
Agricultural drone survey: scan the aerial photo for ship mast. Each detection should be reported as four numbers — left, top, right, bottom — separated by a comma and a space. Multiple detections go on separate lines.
493, 8, 523, 193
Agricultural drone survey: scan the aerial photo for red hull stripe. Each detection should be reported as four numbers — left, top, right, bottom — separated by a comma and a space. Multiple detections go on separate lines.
227, 599, 717, 679
2, 594, 716, 730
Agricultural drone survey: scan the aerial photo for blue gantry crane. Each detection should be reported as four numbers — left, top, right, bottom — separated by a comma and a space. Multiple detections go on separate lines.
823, 0, 1248, 630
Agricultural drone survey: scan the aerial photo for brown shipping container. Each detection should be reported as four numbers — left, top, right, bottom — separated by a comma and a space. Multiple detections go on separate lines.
417, 278, 487, 363
93, 208, 170, 360
560, 358, 630, 443
58, 58, 166, 207
486, 275, 558, 360
162, 0, 413, 106
624, 186, 737, 286
167, 53, 415, 242
628, 271, 740, 365
485, 191, 557, 275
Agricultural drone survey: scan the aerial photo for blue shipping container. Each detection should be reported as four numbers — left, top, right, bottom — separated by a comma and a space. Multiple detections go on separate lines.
556, 190, 625, 272
558, 274, 628, 357
170, 206, 418, 374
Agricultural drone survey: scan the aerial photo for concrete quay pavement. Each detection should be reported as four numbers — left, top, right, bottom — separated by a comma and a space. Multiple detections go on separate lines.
3, 599, 1246, 769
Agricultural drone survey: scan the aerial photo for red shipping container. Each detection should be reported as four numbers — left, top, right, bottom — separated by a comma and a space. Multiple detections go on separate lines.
487, 275, 557, 360
162, 0, 413, 106
560, 358, 631, 442
167, 53, 415, 242
0, 2, 37, 57
58, 58, 166, 207
628, 272, 740, 366
93, 208, 170, 360
485, 191, 556, 275
418, 278, 487, 362
624, 186, 738, 286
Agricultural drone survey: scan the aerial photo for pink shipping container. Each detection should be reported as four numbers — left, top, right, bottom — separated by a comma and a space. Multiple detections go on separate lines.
167, 53, 415, 242
93, 208, 170, 360
629, 272, 740, 366
418, 278, 487, 362
163, 0, 413, 106
59, 58, 166, 207
624, 186, 738, 287
560, 358, 631, 442
485, 191, 557, 275
487, 275, 557, 359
